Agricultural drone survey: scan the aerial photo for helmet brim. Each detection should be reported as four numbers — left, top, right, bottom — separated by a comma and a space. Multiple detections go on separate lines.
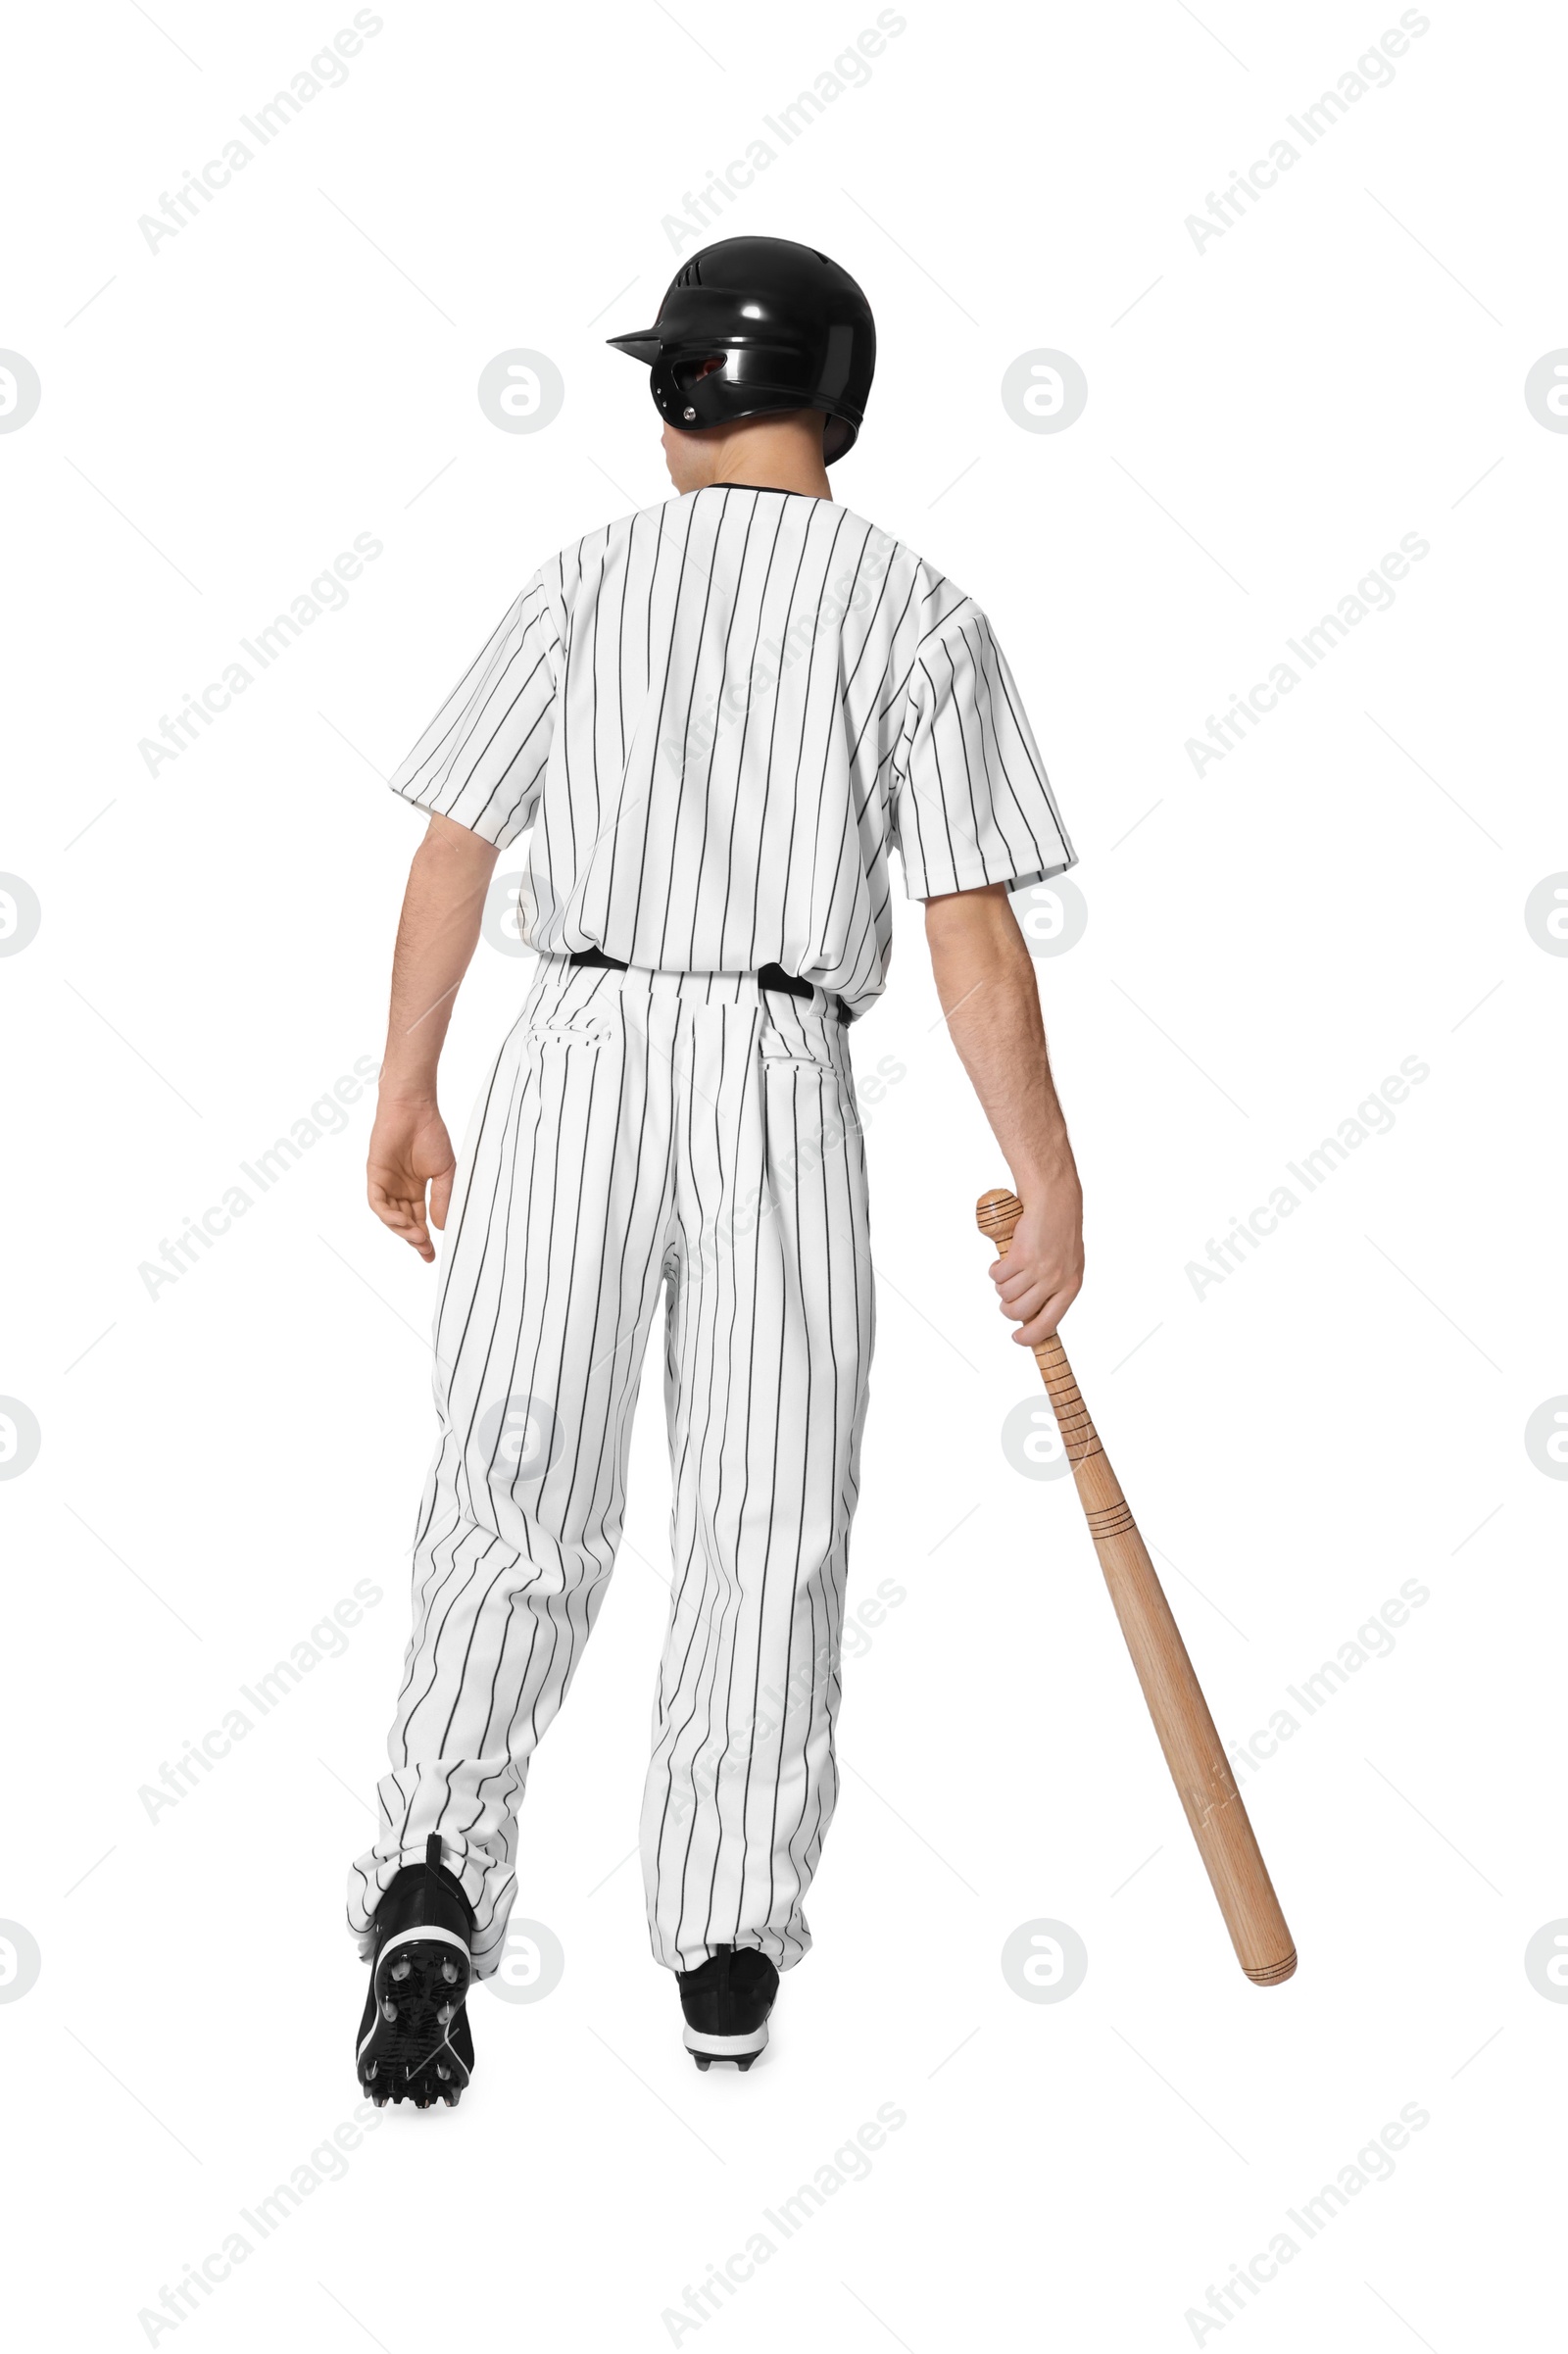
606, 330, 661, 363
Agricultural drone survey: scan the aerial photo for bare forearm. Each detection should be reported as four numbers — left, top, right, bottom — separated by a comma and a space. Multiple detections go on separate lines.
926, 881, 1084, 1342
366, 815, 499, 1261
380, 814, 499, 1103
925, 884, 1074, 1191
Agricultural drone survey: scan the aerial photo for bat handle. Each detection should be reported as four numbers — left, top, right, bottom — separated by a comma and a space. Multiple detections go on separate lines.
977, 1188, 1103, 1470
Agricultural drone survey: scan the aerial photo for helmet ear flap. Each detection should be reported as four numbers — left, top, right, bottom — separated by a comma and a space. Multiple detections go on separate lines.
671, 353, 725, 389
658, 352, 730, 426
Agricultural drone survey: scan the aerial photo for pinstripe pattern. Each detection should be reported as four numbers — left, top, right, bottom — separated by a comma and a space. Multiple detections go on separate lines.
352, 485, 1074, 1978
388, 484, 1075, 1008
348, 955, 873, 1975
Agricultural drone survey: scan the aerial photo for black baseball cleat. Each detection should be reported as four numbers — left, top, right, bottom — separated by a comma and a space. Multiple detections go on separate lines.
677, 1944, 779, 2072
356, 1835, 476, 2109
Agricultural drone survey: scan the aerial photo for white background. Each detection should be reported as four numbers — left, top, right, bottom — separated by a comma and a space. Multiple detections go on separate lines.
2, 0, 1563, 2345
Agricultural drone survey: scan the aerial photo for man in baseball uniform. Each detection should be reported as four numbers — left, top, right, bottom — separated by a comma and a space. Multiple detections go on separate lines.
349, 235, 1082, 2105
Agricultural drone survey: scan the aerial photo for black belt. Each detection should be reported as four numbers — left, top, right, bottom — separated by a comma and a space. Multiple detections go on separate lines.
568, 946, 849, 1020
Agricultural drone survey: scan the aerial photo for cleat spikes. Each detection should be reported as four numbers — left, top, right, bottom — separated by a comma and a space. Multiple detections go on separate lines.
355, 1858, 476, 2111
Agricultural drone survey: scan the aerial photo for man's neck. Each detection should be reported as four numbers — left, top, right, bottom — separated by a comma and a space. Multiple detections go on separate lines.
701, 421, 832, 501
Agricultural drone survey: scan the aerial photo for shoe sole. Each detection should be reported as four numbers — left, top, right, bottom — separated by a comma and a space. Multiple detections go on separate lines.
684, 2020, 769, 2071
358, 1928, 472, 2109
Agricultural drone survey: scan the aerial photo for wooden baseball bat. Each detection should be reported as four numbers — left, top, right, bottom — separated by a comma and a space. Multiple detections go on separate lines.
977, 1187, 1297, 1986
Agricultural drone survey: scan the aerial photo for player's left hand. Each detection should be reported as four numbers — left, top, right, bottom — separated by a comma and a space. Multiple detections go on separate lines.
990, 1172, 1084, 1344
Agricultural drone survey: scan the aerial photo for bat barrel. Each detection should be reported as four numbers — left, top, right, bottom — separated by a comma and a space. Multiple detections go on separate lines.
1098, 1529, 1298, 1985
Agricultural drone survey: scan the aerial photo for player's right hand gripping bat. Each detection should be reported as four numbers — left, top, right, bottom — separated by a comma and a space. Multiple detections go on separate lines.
977, 1188, 1297, 1986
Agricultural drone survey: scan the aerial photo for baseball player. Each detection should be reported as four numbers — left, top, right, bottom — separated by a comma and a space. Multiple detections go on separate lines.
349, 235, 1083, 2105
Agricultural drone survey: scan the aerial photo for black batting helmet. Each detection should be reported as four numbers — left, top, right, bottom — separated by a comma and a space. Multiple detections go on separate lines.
607, 235, 875, 463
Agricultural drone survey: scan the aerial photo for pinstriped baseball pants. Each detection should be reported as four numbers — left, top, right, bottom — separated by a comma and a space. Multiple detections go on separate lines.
348, 954, 874, 1977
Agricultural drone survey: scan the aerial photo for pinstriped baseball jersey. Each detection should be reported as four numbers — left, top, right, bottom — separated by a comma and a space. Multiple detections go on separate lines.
388, 482, 1075, 1007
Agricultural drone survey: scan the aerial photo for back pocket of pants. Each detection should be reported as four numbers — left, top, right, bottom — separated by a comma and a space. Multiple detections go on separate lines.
530, 1010, 612, 1050
760, 1022, 840, 1075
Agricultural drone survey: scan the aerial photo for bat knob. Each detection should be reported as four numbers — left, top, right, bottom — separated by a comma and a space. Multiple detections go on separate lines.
976, 1188, 1023, 1251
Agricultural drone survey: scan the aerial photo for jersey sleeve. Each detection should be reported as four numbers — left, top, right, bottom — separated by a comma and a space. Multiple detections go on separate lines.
891, 601, 1075, 901
387, 570, 559, 848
